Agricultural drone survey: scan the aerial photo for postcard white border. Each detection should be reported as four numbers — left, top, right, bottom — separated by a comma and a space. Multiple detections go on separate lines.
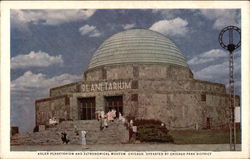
1, 1, 250, 159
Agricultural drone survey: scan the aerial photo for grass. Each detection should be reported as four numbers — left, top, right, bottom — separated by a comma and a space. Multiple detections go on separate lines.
169, 129, 241, 144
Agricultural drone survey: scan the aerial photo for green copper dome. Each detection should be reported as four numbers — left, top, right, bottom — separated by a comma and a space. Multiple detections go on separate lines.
88, 29, 188, 69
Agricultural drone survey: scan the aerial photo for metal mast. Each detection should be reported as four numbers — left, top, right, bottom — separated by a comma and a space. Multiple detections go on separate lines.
218, 26, 241, 151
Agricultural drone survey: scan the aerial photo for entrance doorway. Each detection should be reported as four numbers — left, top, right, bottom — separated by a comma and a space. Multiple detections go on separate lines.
78, 97, 96, 120
105, 96, 123, 118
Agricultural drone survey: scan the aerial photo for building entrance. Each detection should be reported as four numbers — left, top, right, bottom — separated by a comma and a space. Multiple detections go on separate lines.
78, 97, 96, 120
105, 96, 123, 118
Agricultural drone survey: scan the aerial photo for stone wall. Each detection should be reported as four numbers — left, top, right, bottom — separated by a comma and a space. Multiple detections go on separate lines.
138, 64, 193, 80
36, 95, 71, 125
137, 91, 239, 130
106, 65, 134, 80
85, 68, 103, 81
48, 64, 224, 99
137, 93, 203, 129
139, 65, 167, 79
193, 80, 225, 93
50, 83, 80, 97
85, 64, 193, 82
138, 80, 225, 94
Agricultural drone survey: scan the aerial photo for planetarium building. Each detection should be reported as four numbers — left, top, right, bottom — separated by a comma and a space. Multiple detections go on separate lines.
35, 29, 239, 130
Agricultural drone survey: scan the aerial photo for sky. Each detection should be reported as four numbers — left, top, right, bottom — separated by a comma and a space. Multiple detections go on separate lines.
10, 9, 241, 132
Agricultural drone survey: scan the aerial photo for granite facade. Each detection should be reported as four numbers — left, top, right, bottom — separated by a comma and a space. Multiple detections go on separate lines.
36, 63, 240, 130
35, 95, 71, 125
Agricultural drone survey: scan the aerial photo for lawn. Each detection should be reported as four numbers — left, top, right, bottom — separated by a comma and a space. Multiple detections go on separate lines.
169, 129, 241, 144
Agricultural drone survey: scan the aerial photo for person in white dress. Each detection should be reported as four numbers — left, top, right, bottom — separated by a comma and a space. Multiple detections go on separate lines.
111, 109, 117, 120
80, 130, 88, 149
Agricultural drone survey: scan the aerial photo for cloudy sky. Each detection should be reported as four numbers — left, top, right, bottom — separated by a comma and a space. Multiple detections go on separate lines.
10, 9, 241, 132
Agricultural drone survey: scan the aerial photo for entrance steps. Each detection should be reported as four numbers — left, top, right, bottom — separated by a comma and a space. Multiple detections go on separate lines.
11, 120, 129, 145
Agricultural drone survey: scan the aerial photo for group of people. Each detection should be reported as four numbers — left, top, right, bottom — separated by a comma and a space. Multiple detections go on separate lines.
59, 109, 138, 149
97, 109, 138, 143
96, 109, 126, 130
60, 130, 88, 149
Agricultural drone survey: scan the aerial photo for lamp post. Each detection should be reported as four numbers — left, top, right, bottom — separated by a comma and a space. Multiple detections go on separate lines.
218, 26, 241, 151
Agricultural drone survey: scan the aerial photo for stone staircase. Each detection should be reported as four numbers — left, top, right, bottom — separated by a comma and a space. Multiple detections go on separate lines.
11, 120, 129, 145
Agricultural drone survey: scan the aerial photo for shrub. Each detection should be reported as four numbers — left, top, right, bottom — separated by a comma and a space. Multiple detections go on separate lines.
134, 119, 174, 143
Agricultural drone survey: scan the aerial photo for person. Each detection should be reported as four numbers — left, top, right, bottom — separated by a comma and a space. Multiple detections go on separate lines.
80, 130, 88, 149
118, 112, 122, 120
130, 120, 133, 127
103, 115, 108, 128
107, 110, 113, 122
49, 118, 53, 125
99, 110, 105, 130
128, 120, 134, 142
131, 125, 137, 143
111, 109, 116, 120
95, 111, 100, 121
118, 112, 126, 123
99, 119, 103, 131
61, 132, 70, 144
100, 110, 105, 119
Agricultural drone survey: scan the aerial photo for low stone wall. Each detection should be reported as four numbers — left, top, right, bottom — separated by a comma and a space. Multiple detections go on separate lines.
35, 95, 71, 125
